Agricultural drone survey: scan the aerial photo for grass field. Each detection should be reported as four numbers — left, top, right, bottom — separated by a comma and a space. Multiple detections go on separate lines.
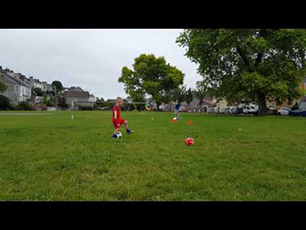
0, 110, 306, 201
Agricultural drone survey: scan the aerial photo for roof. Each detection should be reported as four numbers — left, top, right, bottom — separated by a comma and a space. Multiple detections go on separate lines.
63, 91, 89, 99
69, 86, 84, 92
106, 99, 117, 103
0, 70, 31, 88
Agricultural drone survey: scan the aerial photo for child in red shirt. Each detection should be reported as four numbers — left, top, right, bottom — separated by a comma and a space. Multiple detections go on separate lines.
112, 97, 133, 138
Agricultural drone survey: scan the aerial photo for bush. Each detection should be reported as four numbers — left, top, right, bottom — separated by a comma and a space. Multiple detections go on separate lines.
15, 102, 32, 111
0, 95, 12, 110
80, 106, 94, 110
59, 103, 69, 109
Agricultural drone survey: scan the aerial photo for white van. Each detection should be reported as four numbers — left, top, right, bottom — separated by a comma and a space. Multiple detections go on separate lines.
243, 104, 258, 114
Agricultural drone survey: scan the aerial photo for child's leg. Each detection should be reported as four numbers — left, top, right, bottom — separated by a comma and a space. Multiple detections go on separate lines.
124, 120, 133, 134
112, 128, 121, 138
113, 128, 120, 134
124, 120, 129, 130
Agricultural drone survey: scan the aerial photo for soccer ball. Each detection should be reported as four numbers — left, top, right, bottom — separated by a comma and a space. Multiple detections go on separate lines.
185, 137, 194, 146
173, 117, 179, 121
117, 132, 122, 138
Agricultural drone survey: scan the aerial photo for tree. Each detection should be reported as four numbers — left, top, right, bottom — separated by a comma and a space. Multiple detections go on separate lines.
16, 102, 32, 111
0, 95, 11, 110
118, 54, 184, 109
185, 87, 194, 110
57, 95, 68, 108
173, 85, 187, 105
51, 81, 63, 93
0, 74, 8, 93
34, 88, 43, 96
194, 81, 208, 113
129, 89, 146, 111
177, 29, 306, 115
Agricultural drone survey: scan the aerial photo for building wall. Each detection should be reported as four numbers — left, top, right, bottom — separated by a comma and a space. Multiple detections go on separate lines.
1, 73, 32, 104
65, 97, 94, 108
2, 74, 19, 104
219, 100, 229, 109
34, 82, 44, 90
89, 96, 96, 103
19, 85, 31, 102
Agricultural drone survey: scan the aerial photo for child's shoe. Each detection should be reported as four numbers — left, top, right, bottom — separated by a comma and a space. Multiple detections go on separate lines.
126, 129, 134, 134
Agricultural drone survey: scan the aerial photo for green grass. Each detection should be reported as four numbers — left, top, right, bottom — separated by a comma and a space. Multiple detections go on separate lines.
0, 110, 306, 201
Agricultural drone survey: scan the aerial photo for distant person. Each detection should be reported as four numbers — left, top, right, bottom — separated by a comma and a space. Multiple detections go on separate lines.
112, 97, 134, 138
174, 101, 180, 119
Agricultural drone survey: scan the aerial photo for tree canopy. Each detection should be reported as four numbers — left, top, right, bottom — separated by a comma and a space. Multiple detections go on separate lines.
194, 81, 210, 113
173, 85, 187, 105
51, 80, 63, 93
34, 88, 43, 96
118, 54, 185, 109
177, 29, 306, 115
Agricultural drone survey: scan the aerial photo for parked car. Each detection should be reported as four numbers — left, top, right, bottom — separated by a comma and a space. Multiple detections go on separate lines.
289, 102, 306, 117
229, 106, 238, 114
267, 105, 276, 110
218, 108, 224, 114
277, 107, 290, 115
224, 107, 231, 114
209, 107, 217, 113
267, 105, 277, 115
242, 104, 258, 114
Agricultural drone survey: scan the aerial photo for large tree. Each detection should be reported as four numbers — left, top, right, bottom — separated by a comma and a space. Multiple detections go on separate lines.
194, 81, 209, 113
51, 80, 63, 93
173, 85, 187, 105
177, 29, 306, 115
185, 87, 194, 110
118, 54, 185, 109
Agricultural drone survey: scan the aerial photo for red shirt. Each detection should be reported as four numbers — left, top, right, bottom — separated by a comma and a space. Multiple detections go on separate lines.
112, 104, 121, 120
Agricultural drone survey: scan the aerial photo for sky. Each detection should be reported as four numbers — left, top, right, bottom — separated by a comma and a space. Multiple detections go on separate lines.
0, 29, 203, 100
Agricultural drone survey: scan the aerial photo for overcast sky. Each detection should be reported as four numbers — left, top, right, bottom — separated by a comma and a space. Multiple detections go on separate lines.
0, 29, 202, 99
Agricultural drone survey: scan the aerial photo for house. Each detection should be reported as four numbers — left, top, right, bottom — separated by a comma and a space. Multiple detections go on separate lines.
63, 86, 94, 109
183, 97, 216, 113
0, 70, 31, 105
27, 76, 44, 91
42, 81, 53, 92
34, 79, 44, 91
105, 99, 117, 104
159, 97, 215, 113
89, 94, 97, 103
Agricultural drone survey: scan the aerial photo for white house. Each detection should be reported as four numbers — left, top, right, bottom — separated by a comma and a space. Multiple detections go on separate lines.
0, 70, 32, 104
89, 94, 97, 103
42, 81, 53, 92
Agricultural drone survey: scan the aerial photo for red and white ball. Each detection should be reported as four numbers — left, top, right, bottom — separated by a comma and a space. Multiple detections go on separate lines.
185, 137, 194, 146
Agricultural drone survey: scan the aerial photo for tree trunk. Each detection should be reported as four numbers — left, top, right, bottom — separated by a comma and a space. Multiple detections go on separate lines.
156, 102, 160, 110
256, 92, 267, 116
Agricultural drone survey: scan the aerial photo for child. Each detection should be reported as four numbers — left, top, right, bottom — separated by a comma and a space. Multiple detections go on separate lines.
174, 101, 180, 119
112, 97, 133, 138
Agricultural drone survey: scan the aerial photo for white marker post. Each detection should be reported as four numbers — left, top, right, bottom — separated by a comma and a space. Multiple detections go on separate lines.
151, 102, 154, 121
71, 100, 74, 120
